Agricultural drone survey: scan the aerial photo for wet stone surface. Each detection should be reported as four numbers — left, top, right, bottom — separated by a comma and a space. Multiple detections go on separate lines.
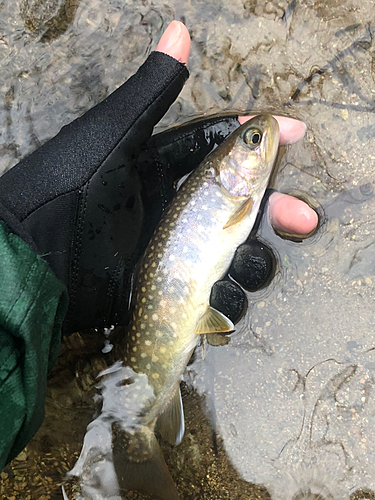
1, 0, 375, 499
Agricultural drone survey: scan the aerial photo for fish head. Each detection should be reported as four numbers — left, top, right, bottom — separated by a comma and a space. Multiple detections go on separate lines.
217, 114, 280, 199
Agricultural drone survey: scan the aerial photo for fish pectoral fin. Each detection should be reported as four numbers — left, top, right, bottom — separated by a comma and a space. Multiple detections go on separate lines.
156, 388, 185, 446
223, 198, 253, 229
194, 306, 234, 334
206, 332, 231, 346
112, 423, 180, 500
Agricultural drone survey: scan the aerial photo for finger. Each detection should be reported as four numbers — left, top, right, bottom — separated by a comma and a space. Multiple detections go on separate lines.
210, 279, 247, 325
156, 21, 190, 65
149, 113, 307, 190
238, 115, 307, 146
268, 192, 319, 235
229, 240, 275, 292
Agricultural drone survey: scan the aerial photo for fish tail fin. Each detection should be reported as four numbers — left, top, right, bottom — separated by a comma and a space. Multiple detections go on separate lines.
112, 423, 179, 500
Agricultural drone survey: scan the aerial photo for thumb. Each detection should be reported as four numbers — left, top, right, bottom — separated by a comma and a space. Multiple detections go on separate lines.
0, 22, 190, 223
92, 20, 190, 159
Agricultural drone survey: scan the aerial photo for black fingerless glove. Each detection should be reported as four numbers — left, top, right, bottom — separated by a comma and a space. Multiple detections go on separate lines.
0, 51, 275, 335
0, 51, 190, 333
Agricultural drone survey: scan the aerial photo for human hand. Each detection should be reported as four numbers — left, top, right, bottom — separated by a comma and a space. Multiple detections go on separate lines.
0, 21, 317, 335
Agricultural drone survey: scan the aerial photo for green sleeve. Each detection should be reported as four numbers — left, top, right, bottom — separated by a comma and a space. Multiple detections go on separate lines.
0, 221, 68, 470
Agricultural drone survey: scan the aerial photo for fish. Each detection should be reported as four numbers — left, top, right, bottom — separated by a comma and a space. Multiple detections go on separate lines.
67, 114, 280, 500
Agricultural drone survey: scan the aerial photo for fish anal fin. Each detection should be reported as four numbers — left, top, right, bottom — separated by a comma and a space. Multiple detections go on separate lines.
112, 423, 179, 500
194, 306, 234, 335
223, 198, 253, 229
156, 388, 185, 445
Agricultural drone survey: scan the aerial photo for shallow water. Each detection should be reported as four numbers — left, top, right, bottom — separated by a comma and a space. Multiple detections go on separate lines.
1, 0, 375, 499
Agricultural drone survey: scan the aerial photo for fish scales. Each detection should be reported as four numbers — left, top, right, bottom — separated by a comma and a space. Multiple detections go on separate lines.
69, 114, 280, 500
125, 167, 241, 397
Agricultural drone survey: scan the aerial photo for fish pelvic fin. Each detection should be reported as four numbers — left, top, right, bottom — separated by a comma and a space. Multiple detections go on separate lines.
194, 306, 234, 335
206, 332, 231, 346
156, 387, 185, 445
112, 423, 179, 500
223, 198, 253, 229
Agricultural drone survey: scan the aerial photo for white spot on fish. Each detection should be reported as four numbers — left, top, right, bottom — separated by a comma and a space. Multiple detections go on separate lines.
152, 313, 158, 321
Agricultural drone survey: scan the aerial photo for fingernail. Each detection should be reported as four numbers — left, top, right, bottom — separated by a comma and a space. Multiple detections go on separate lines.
156, 21, 190, 64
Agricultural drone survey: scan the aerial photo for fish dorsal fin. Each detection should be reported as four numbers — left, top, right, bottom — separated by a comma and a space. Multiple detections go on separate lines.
194, 306, 234, 335
156, 388, 185, 445
223, 198, 253, 229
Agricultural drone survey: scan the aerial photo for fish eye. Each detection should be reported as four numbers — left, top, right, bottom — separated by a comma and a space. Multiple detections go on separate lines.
243, 128, 262, 148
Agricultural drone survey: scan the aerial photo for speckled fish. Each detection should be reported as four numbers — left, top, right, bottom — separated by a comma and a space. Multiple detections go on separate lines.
68, 114, 279, 500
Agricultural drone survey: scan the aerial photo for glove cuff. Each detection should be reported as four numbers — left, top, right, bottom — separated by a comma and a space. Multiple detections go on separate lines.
0, 202, 37, 253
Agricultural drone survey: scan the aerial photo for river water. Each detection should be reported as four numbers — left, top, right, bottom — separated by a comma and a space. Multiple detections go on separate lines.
1, 1, 375, 499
